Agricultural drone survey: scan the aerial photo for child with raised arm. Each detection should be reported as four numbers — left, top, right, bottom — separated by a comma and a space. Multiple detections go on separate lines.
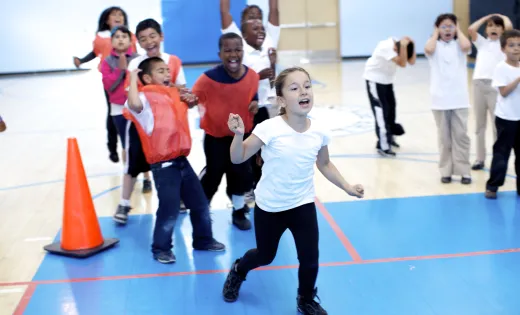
485, 29, 520, 199
124, 58, 225, 264
468, 14, 512, 170
221, 67, 364, 315
424, 13, 473, 184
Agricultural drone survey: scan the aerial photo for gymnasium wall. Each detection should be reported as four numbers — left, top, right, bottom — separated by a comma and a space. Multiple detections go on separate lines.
338, 0, 453, 57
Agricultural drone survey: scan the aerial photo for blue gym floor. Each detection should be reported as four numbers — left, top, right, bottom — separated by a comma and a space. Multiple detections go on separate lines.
17, 191, 520, 314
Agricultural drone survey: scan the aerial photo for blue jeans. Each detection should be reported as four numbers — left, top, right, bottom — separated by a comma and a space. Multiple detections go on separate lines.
150, 156, 214, 254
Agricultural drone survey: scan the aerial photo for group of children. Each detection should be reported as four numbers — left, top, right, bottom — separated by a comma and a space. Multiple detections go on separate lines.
364, 13, 520, 199
74, 2, 348, 314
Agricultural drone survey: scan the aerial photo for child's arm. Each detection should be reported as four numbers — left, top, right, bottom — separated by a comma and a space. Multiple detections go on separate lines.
220, 0, 234, 30
316, 145, 364, 198
424, 28, 440, 56
229, 114, 264, 164
456, 23, 472, 53
468, 14, 494, 41
496, 78, 520, 97
500, 14, 514, 30
268, 0, 280, 26
127, 69, 144, 113
393, 37, 410, 67
73, 51, 96, 68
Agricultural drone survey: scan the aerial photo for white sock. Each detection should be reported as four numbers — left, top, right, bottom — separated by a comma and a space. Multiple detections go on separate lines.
120, 199, 131, 207
232, 195, 245, 210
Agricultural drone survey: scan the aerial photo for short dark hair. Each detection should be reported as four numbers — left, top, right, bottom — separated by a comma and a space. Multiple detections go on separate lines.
488, 15, 505, 29
137, 57, 164, 84
434, 13, 458, 40
136, 18, 162, 38
240, 5, 263, 22
396, 41, 415, 60
219, 32, 243, 50
111, 25, 131, 38
500, 29, 520, 48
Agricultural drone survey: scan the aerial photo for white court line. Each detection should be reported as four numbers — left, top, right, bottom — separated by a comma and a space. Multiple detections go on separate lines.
24, 237, 52, 242
0, 287, 25, 294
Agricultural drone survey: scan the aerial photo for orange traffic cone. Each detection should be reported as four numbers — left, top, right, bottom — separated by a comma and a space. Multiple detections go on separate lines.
44, 138, 119, 258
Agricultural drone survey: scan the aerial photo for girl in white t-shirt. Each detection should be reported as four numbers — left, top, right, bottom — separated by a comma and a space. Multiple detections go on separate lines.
221, 67, 364, 315
468, 14, 512, 170
425, 13, 473, 185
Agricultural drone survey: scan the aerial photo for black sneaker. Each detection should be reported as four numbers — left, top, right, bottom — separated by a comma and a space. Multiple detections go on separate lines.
153, 251, 176, 264
222, 259, 246, 302
142, 179, 152, 193
297, 288, 328, 315
194, 239, 226, 252
472, 161, 484, 170
232, 206, 251, 230
109, 152, 119, 163
113, 205, 131, 224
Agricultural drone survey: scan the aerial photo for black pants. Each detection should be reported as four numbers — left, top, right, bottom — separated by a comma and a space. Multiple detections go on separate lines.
486, 117, 520, 192
366, 80, 404, 150
199, 133, 252, 202
249, 107, 270, 188
104, 89, 118, 154
236, 202, 319, 299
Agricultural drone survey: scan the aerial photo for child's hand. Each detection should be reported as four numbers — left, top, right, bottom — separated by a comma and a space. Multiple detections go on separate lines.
268, 48, 277, 65
345, 184, 364, 198
118, 54, 127, 70
180, 92, 198, 108
258, 68, 274, 80
228, 114, 245, 135
248, 101, 259, 114
73, 57, 81, 68
130, 69, 141, 82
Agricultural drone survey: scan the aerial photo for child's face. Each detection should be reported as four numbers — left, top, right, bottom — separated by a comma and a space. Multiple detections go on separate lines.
243, 20, 266, 49
485, 21, 504, 41
137, 28, 164, 57
111, 30, 131, 52
438, 18, 456, 42
502, 37, 520, 62
278, 71, 313, 116
143, 61, 171, 86
107, 10, 125, 30
219, 38, 244, 74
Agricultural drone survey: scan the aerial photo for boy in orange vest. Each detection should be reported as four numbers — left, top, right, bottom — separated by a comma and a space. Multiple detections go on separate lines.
192, 32, 259, 231
124, 57, 225, 264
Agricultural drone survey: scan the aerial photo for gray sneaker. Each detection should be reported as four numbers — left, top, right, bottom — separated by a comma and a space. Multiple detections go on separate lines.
113, 205, 131, 224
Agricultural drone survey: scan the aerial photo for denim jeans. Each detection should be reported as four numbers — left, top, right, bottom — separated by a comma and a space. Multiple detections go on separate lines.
150, 156, 214, 254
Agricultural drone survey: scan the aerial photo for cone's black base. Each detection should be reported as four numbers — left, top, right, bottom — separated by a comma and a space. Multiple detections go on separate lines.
43, 238, 119, 258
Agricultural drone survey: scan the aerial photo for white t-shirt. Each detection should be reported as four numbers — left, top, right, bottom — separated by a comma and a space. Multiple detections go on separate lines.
252, 116, 330, 212
492, 61, 520, 121
127, 52, 187, 86
124, 93, 155, 135
363, 37, 398, 85
473, 34, 505, 80
222, 21, 280, 107
426, 39, 471, 110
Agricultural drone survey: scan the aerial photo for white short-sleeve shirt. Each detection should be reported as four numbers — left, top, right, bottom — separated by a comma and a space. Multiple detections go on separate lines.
363, 37, 398, 84
492, 60, 520, 121
127, 52, 186, 86
222, 21, 280, 107
252, 116, 330, 212
427, 39, 471, 110
124, 93, 155, 135
473, 34, 505, 80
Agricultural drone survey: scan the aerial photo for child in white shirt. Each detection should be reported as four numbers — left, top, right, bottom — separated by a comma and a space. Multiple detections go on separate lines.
425, 13, 473, 185
485, 29, 520, 199
468, 14, 512, 170
221, 67, 364, 315
363, 36, 416, 156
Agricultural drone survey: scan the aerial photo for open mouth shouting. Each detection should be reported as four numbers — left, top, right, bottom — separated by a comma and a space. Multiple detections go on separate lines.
227, 58, 240, 72
299, 98, 311, 108
146, 45, 160, 57
257, 32, 265, 46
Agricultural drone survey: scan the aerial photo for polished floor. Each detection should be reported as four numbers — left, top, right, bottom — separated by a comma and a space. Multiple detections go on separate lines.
0, 57, 518, 315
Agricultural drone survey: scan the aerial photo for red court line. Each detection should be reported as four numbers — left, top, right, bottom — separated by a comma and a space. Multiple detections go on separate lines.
12, 283, 37, 315
1, 247, 519, 288
315, 198, 362, 262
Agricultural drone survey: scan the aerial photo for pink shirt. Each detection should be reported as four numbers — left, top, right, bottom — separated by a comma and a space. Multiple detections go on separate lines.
101, 48, 139, 106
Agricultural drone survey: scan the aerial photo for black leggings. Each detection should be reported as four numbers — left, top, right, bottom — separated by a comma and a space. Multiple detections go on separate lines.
104, 89, 118, 154
237, 202, 319, 299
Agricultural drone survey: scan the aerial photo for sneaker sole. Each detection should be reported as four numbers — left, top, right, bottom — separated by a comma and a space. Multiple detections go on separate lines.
194, 247, 226, 252
113, 216, 127, 224
223, 295, 238, 303
155, 257, 176, 264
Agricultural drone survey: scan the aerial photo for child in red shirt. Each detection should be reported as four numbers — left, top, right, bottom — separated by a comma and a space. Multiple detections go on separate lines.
124, 57, 225, 263
192, 32, 259, 231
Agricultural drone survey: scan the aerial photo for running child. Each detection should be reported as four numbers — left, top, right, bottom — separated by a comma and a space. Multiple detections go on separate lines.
192, 32, 259, 231
485, 29, 520, 199
73, 7, 138, 163
124, 57, 225, 263
221, 67, 364, 315
424, 13, 473, 184
468, 14, 512, 170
